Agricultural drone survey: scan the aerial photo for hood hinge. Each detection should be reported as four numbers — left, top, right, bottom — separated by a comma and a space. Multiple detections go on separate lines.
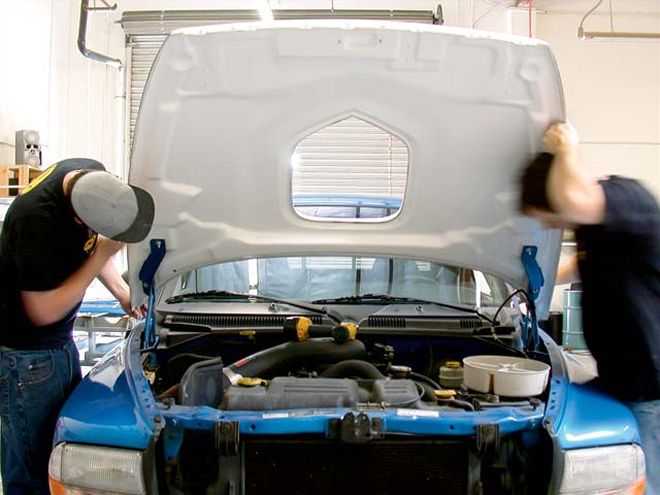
521, 245, 543, 352
139, 239, 167, 350
521, 245, 544, 301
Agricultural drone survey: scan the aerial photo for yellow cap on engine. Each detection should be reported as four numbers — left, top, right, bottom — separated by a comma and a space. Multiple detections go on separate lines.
434, 389, 457, 400
237, 377, 268, 387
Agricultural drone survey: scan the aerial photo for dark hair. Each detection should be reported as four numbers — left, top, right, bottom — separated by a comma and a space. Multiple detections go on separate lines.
519, 152, 557, 213
63, 169, 94, 198
64, 169, 96, 222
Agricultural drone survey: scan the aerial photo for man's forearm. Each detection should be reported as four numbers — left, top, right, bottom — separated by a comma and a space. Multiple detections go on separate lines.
543, 124, 606, 225
556, 253, 579, 286
98, 255, 145, 318
98, 257, 129, 301
547, 146, 594, 219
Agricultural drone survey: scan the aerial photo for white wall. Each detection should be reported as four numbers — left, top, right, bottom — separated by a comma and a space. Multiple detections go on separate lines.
0, 0, 120, 173
0, 0, 530, 176
0, 1, 53, 165
536, 0, 660, 197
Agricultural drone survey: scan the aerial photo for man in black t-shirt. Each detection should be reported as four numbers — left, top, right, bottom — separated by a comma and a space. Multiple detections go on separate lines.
0, 158, 154, 493
520, 123, 659, 495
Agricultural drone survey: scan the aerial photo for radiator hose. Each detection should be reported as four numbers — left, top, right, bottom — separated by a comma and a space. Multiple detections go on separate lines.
320, 360, 385, 380
222, 338, 367, 387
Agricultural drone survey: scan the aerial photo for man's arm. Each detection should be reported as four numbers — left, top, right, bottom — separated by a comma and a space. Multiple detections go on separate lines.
97, 256, 145, 318
556, 253, 579, 286
544, 123, 606, 225
21, 237, 125, 326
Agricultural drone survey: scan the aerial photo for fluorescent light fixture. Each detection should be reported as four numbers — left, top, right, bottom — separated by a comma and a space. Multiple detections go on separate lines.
258, 1, 274, 22
577, 1, 660, 41
578, 28, 660, 41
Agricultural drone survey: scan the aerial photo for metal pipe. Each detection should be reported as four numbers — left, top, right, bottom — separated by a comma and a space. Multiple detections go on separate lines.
579, 30, 660, 40
87, 0, 117, 10
78, 0, 121, 68
77, 0, 125, 176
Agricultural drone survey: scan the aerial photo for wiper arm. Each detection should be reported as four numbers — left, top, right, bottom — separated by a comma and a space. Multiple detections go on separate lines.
165, 290, 246, 304
313, 294, 406, 304
312, 294, 494, 325
165, 290, 343, 323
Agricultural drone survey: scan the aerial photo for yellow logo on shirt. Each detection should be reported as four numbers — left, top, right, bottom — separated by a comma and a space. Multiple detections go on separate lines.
84, 233, 98, 254
20, 163, 57, 195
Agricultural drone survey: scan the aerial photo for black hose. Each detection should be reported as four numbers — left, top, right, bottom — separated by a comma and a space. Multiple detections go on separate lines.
223, 338, 366, 387
416, 381, 438, 402
409, 371, 442, 391
386, 383, 426, 407
447, 399, 475, 411
320, 360, 385, 379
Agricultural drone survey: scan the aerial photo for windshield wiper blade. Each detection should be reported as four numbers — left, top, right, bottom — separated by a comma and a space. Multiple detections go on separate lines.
165, 290, 343, 323
165, 290, 246, 304
313, 294, 405, 304
311, 294, 494, 325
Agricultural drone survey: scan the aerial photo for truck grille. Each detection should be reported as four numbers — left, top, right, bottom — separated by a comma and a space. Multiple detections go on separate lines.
243, 439, 469, 495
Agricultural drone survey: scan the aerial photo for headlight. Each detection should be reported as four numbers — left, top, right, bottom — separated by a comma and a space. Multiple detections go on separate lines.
48, 443, 146, 495
558, 444, 646, 495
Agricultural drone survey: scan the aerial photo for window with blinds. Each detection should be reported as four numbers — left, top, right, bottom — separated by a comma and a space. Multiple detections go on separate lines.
291, 116, 408, 221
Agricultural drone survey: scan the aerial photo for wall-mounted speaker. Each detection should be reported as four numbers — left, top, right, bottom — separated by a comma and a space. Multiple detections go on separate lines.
15, 129, 42, 168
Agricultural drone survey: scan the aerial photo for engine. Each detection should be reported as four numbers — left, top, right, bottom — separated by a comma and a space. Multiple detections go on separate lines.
153, 336, 541, 414
150, 336, 553, 494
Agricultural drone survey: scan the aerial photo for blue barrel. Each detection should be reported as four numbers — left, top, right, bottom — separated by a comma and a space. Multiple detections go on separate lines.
562, 290, 587, 350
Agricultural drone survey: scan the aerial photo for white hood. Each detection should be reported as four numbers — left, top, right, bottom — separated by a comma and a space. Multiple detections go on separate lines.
128, 20, 564, 317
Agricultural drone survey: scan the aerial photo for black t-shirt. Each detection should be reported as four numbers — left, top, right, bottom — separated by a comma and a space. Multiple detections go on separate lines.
576, 176, 660, 401
0, 158, 105, 349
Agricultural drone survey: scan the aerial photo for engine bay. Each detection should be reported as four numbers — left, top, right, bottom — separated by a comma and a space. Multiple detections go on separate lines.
147, 316, 550, 415
144, 315, 555, 493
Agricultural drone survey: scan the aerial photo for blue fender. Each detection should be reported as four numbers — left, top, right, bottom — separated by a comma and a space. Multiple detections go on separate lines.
54, 325, 159, 450
541, 330, 639, 450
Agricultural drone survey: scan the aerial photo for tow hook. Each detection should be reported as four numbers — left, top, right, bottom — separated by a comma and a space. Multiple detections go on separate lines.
328, 412, 384, 443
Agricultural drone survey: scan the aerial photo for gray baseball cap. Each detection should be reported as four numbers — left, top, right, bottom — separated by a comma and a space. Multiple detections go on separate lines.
70, 171, 155, 243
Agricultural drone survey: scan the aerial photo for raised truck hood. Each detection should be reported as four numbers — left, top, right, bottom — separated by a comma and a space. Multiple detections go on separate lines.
128, 20, 564, 318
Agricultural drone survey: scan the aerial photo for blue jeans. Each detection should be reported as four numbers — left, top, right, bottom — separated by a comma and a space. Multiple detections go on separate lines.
0, 340, 81, 494
628, 399, 660, 495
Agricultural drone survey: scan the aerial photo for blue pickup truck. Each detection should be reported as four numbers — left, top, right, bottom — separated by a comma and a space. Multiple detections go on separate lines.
49, 21, 645, 495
